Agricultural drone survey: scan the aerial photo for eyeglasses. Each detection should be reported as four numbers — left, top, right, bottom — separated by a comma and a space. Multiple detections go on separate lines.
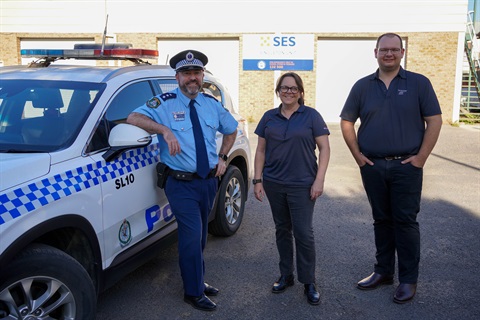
279, 86, 299, 94
377, 48, 402, 55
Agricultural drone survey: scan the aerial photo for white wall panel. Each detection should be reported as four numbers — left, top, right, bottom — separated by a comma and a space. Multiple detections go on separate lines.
315, 39, 404, 123
1, 1, 105, 33
0, 0, 468, 34
158, 40, 240, 112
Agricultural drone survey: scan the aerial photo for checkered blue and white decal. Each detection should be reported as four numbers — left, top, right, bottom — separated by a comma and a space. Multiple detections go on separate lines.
0, 145, 160, 225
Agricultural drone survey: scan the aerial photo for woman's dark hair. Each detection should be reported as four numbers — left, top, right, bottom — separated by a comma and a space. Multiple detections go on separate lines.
275, 72, 305, 105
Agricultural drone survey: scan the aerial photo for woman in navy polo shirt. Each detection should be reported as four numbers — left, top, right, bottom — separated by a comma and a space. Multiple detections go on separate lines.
253, 72, 330, 305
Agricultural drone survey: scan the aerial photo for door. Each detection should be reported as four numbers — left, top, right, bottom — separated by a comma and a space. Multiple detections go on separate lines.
316, 39, 405, 123
316, 39, 378, 123
88, 80, 172, 267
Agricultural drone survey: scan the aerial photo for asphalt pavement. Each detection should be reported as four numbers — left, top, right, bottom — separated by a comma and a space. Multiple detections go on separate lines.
96, 122, 480, 320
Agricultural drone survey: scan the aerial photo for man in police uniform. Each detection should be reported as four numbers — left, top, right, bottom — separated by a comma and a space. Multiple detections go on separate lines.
127, 50, 238, 311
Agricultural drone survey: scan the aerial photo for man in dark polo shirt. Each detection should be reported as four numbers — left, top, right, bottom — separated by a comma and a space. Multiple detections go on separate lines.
340, 33, 442, 304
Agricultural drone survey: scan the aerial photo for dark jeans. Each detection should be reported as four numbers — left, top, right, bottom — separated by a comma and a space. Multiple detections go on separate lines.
263, 180, 317, 284
360, 159, 423, 283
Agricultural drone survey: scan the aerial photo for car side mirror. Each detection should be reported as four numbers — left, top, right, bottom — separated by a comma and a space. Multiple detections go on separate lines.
102, 123, 152, 162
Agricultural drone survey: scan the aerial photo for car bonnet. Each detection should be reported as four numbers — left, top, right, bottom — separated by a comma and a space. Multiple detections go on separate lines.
0, 153, 51, 192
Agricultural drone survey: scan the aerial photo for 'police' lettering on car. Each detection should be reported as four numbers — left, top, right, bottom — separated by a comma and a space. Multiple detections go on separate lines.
145, 204, 174, 232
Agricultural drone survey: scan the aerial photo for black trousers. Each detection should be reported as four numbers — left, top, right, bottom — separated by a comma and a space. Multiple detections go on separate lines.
360, 159, 423, 284
263, 180, 317, 284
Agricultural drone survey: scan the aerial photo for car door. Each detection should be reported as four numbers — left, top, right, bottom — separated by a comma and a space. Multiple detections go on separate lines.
87, 79, 174, 268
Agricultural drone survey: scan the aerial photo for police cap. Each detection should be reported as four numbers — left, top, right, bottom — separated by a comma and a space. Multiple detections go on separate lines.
169, 50, 208, 72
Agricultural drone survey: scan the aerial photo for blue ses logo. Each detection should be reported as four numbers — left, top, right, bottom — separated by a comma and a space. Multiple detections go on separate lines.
260, 36, 297, 47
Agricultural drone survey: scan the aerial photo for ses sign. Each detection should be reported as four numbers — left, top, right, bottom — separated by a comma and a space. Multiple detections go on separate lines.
242, 34, 314, 71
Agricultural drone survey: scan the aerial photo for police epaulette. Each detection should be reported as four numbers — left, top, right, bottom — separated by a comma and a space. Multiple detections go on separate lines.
202, 92, 219, 101
160, 92, 177, 101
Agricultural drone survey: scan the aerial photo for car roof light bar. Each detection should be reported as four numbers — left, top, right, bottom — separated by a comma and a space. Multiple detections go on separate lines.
20, 44, 159, 67
20, 48, 158, 60
94, 49, 159, 59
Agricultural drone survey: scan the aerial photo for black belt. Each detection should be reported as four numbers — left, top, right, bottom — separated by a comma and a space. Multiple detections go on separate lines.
169, 168, 216, 181
366, 155, 413, 161
367, 154, 412, 161
383, 155, 412, 161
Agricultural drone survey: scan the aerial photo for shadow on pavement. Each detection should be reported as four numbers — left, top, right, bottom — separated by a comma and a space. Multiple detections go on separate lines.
96, 123, 480, 320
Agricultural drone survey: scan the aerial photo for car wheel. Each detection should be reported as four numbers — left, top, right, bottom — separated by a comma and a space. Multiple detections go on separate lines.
0, 243, 96, 319
209, 165, 246, 236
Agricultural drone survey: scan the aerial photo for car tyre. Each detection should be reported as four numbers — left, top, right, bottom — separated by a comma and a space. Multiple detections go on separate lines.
0, 243, 96, 319
209, 165, 246, 236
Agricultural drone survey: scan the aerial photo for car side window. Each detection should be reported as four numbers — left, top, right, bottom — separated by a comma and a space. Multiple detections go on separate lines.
86, 80, 155, 153
156, 80, 178, 94
202, 82, 222, 104
105, 81, 155, 123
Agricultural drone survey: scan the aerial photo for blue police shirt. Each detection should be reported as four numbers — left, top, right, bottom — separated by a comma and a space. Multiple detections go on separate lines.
255, 105, 330, 186
132, 87, 238, 172
340, 67, 442, 157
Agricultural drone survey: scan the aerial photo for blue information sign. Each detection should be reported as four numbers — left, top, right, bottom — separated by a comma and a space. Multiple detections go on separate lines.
243, 59, 314, 71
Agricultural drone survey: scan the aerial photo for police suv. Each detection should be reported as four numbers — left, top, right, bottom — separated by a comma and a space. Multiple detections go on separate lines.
0, 44, 251, 319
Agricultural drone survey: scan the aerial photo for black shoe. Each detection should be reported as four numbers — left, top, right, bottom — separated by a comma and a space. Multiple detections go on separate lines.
183, 294, 217, 311
393, 283, 417, 304
204, 282, 219, 296
304, 283, 320, 305
357, 272, 394, 290
272, 275, 294, 293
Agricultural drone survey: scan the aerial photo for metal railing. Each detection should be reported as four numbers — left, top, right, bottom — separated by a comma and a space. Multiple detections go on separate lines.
461, 11, 480, 122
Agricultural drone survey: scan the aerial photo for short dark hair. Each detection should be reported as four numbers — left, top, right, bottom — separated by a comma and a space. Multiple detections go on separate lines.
275, 72, 305, 105
376, 33, 403, 49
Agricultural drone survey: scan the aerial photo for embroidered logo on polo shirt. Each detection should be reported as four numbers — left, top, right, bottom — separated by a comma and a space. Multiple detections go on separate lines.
398, 89, 407, 95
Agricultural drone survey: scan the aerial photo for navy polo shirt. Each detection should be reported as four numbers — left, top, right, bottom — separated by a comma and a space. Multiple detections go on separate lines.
340, 67, 441, 158
255, 105, 330, 186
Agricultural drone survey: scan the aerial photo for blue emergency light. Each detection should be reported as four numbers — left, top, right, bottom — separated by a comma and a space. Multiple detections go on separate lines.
20, 44, 158, 61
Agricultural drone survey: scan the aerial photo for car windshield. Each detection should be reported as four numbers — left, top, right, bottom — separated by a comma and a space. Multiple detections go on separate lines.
0, 80, 105, 153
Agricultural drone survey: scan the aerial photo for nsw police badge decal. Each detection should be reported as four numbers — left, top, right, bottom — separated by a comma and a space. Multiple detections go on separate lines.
119, 219, 132, 247
147, 97, 161, 108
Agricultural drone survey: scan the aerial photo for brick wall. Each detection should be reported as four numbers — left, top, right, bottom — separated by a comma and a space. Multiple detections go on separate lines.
0, 31, 460, 123
407, 32, 458, 123
239, 32, 459, 124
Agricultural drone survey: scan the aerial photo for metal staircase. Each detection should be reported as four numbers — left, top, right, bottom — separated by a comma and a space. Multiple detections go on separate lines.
462, 11, 480, 122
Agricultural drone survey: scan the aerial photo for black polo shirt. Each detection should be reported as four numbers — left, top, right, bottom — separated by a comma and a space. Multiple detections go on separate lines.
255, 105, 330, 186
340, 68, 442, 157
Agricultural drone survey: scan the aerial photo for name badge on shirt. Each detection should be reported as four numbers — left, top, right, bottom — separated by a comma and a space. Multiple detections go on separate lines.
172, 111, 186, 121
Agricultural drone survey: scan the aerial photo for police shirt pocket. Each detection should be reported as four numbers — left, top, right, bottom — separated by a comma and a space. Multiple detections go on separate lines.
170, 119, 192, 133
203, 118, 219, 132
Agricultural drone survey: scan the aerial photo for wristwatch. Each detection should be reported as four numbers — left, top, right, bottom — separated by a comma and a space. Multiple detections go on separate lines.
218, 153, 228, 162
252, 178, 262, 185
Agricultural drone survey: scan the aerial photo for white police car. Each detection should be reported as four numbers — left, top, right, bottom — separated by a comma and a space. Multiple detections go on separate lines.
0, 44, 251, 318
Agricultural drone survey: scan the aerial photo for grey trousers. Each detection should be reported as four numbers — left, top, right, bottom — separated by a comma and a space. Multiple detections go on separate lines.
263, 180, 317, 284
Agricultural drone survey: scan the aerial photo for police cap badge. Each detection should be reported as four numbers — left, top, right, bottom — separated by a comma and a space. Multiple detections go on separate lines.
169, 50, 208, 72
